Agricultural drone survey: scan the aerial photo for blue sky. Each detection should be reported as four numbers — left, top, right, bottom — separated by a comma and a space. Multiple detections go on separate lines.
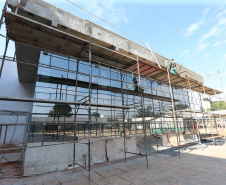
0, 0, 226, 100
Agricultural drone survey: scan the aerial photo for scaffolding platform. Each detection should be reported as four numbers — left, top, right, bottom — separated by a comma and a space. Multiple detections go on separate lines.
5, 11, 222, 95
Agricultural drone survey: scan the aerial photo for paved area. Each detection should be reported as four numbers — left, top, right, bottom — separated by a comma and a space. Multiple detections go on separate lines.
1, 144, 226, 185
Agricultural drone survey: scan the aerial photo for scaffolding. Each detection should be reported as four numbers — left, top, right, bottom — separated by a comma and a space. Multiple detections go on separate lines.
0, 0, 225, 178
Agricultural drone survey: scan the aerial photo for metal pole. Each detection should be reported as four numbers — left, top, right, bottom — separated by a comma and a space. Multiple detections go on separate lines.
42, 124, 45, 146
88, 26, 92, 173
73, 59, 79, 174
110, 67, 113, 138
199, 92, 207, 135
0, 0, 9, 30
0, 37, 9, 78
218, 70, 226, 101
73, 122, 76, 174
217, 70, 226, 140
15, 0, 21, 14
136, 60, 148, 168
167, 68, 180, 157
150, 81, 155, 134
146, 43, 162, 69
3, 125, 8, 144
142, 94, 148, 169
133, 95, 137, 136
215, 90, 225, 140
137, 56, 141, 89
218, 93, 226, 141
187, 76, 202, 150
202, 85, 215, 145
121, 72, 126, 162
214, 90, 220, 133
0, 125, 2, 142
171, 88, 182, 152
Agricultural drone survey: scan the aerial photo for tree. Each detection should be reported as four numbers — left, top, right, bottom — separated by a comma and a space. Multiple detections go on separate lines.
203, 98, 211, 102
48, 104, 73, 117
210, 101, 226, 111
92, 112, 100, 122
134, 106, 154, 118
174, 104, 189, 110
47, 104, 73, 131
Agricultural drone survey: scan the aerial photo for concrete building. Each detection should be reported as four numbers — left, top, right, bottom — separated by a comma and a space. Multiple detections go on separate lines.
0, 0, 224, 177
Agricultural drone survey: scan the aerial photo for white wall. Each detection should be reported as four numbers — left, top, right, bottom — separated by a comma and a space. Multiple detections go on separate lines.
0, 59, 34, 144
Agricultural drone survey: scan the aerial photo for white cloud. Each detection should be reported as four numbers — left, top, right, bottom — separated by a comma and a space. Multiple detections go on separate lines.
218, 9, 226, 17
184, 22, 202, 37
199, 17, 226, 43
197, 43, 209, 51
181, 6, 226, 96
82, 1, 129, 25
218, 18, 226, 26
180, 49, 190, 56
213, 40, 226, 47
199, 26, 218, 43
213, 41, 221, 47
222, 54, 226, 59
184, 7, 210, 37
203, 54, 209, 59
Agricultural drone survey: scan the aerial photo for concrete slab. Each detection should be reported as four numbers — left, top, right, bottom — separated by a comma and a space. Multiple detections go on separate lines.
106, 137, 138, 161
137, 136, 160, 155
162, 134, 170, 147
23, 142, 93, 176
92, 140, 107, 164
15, 43, 40, 82
23, 137, 139, 176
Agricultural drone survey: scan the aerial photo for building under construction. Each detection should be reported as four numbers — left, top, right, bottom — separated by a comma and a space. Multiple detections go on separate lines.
0, 0, 225, 177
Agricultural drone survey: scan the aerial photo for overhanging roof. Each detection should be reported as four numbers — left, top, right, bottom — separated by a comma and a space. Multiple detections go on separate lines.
5, 11, 222, 95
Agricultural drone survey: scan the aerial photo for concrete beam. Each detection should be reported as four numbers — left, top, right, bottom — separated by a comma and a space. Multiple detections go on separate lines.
16, 43, 40, 82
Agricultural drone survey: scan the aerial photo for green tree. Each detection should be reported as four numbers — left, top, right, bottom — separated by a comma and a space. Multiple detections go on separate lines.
48, 104, 73, 117
174, 104, 189, 110
92, 112, 100, 122
210, 101, 226, 111
134, 106, 154, 118
203, 98, 211, 102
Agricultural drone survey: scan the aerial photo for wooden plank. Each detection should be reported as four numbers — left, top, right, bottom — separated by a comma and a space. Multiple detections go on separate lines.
142, 68, 158, 76
140, 67, 155, 76
146, 70, 163, 78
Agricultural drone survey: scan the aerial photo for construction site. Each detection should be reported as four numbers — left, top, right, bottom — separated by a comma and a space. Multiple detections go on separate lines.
0, 0, 226, 184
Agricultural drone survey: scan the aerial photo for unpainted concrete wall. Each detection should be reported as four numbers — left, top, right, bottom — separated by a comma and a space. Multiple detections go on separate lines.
23, 137, 138, 176
107, 137, 138, 161
16, 43, 40, 83
137, 136, 161, 155
22, 133, 198, 176
23, 141, 94, 176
